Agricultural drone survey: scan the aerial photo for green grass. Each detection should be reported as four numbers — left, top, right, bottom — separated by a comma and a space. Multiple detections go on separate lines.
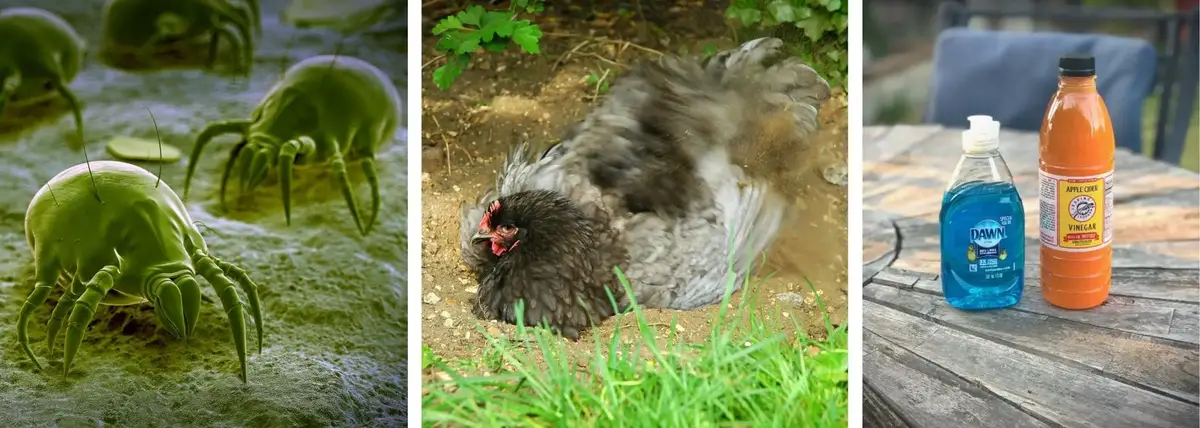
422, 269, 849, 427
1141, 93, 1200, 172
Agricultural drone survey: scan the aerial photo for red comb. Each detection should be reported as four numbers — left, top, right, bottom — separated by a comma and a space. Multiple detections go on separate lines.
479, 200, 500, 229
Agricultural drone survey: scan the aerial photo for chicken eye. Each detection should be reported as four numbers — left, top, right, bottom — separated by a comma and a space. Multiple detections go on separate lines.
498, 224, 517, 234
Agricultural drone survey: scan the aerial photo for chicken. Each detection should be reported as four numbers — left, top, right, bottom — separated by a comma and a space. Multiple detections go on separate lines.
459, 37, 832, 339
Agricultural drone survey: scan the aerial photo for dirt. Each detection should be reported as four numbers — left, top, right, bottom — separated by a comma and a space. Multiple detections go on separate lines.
0, 0, 406, 426
419, 2, 848, 373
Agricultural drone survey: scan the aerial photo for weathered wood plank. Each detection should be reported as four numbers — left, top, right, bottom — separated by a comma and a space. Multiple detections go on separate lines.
899, 275, 1197, 345
863, 125, 890, 144
865, 284, 1200, 404
863, 125, 944, 164
864, 380, 913, 428
864, 210, 899, 281
865, 300, 1200, 427
864, 331, 1051, 428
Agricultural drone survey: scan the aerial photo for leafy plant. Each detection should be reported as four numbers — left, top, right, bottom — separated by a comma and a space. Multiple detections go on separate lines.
585, 69, 613, 98
725, 0, 849, 88
430, 1, 546, 90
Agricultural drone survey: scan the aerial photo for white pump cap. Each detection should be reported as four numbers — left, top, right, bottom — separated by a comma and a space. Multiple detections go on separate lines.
962, 115, 1001, 153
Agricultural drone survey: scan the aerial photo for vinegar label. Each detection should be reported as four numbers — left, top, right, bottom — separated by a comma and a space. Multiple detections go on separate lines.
1038, 169, 1113, 251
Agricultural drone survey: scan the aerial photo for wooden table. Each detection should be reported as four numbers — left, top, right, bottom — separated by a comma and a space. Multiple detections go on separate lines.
862, 125, 1200, 427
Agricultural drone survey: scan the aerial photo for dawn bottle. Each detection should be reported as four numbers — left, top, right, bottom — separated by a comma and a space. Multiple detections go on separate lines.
939, 115, 1026, 310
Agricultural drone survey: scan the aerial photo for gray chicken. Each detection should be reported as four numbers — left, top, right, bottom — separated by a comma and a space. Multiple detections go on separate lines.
459, 37, 831, 339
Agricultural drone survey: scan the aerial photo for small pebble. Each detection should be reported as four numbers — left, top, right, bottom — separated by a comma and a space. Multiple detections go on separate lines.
822, 163, 848, 186
105, 136, 183, 162
422, 292, 441, 305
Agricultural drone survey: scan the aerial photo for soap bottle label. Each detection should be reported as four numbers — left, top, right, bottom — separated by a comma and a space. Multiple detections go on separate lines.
1038, 170, 1114, 251
966, 217, 1013, 279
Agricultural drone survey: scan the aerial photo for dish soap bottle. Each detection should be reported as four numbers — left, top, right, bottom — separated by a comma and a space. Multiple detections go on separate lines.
939, 115, 1026, 310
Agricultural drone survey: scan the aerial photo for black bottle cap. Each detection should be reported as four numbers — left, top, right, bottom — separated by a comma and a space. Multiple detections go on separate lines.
1059, 55, 1096, 77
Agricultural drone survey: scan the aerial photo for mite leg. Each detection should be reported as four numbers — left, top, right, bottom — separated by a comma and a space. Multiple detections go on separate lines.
328, 140, 366, 236
245, 146, 273, 191
175, 274, 204, 338
212, 10, 253, 76
17, 259, 61, 371
50, 78, 85, 151
184, 119, 251, 200
362, 157, 380, 235
64, 265, 121, 377
0, 70, 20, 119
46, 272, 85, 354
278, 136, 315, 226
194, 251, 249, 383
236, 142, 256, 195
150, 277, 186, 339
213, 256, 264, 353
206, 26, 221, 70
219, 139, 248, 211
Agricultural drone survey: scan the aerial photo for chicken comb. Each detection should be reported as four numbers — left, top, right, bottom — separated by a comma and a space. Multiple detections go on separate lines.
480, 200, 501, 228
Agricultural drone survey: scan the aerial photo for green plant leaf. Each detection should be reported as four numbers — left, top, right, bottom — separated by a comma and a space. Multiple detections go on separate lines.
725, 7, 762, 26
511, 22, 543, 54
457, 5, 485, 27
478, 11, 515, 41
482, 38, 508, 52
433, 53, 470, 90
766, 1, 795, 23
433, 31, 463, 53
454, 33, 481, 54
796, 17, 828, 41
432, 16, 463, 35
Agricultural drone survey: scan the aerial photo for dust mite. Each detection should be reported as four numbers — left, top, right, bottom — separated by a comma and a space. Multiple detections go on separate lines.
460, 37, 830, 340
0, 7, 88, 149
99, 0, 258, 73
182, 54, 403, 236
20, 160, 264, 382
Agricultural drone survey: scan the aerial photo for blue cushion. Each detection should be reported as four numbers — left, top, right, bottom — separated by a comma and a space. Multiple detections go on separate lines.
926, 28, 1158, 153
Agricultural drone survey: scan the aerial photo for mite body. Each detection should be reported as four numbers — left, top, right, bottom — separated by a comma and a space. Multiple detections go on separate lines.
0, 7, 87, 147
183, 54, 402, 236
100, 0, 257, 73
20, 161, 264, 381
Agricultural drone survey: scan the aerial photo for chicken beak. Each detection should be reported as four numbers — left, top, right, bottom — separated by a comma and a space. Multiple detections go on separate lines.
471, 231, 491, 243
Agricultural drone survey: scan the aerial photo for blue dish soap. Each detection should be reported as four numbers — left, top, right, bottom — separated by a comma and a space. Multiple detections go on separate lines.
939, 115, 1026, 310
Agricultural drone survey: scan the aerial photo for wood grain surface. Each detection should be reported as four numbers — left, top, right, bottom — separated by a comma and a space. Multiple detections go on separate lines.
862, 125, 1200, 428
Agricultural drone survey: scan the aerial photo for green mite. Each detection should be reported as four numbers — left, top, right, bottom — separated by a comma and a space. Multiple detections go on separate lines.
99, 0, 259, 73
0, 7, 87, 149
183, 54, 402, 236
19, 161, 264, 382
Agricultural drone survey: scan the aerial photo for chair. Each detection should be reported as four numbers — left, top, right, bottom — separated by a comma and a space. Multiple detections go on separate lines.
926, 2, 1198, 166
925, 28, 1157, 153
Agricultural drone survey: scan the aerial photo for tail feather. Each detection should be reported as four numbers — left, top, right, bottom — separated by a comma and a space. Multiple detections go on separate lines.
703, 37, 832, 141
725, 180, 786, 280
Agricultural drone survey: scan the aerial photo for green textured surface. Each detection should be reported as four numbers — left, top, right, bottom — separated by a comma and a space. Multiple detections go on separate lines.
0, 0, 408, 426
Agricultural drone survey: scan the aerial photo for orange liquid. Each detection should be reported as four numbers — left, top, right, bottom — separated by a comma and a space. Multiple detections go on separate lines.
1038, 76, 1114, 309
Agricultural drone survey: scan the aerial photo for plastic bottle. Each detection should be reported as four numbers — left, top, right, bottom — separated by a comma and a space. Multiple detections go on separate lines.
1038, 55, 1115, 310
939, 115, 1026, 310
